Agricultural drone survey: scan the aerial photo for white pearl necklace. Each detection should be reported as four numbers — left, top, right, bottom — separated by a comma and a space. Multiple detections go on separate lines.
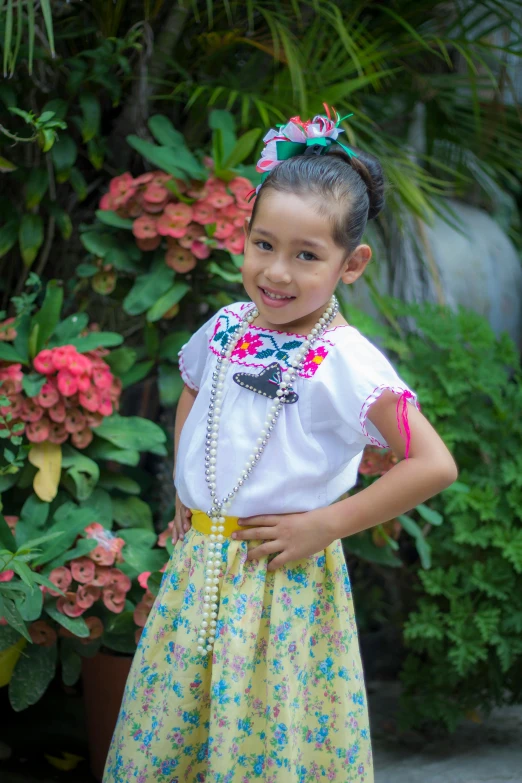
196, 294, 339, 655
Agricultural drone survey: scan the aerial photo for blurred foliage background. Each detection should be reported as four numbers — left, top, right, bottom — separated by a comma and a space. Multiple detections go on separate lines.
0, 0, 521, 736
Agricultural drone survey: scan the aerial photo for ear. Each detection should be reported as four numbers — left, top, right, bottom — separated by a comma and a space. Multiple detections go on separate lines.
340, 244, 372, 285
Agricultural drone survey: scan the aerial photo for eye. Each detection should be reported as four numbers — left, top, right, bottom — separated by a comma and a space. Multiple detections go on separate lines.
298, 251, 318, 261
255, 240, 273, 251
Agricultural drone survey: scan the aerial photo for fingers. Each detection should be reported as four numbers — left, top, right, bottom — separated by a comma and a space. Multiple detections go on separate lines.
233, 526, 278, 541
267, 553, 288, 572
246, 540, 281, 561
238, 515, 278, 527
172, 504, 192, 544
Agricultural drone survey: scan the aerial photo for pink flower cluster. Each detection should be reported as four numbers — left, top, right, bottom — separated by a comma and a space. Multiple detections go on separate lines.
49, 523, 128, 618
133, 569, 166, 645
99, 169, 253, 274
0, 345, 121, 449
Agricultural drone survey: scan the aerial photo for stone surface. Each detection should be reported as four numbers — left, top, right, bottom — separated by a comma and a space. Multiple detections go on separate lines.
369, 681, 522, 783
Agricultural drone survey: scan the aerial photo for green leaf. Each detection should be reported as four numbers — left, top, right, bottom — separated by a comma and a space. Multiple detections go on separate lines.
95, 414, 166, 452
146, 283, 190, 323
47, 203, 72, 240
398, 515, 432, 569
19, 584, 43, 622
46, 538, 97, 570
208, 261, 242, 283
19, 214, 44, 267
60, 644, 81, 686
223, 128, 262, 169
0, 342, 26, 363
123, 263, 175, 316
86, 439, 140, 467
0, 596, 31, 641
50, 313, 89, 345
68, 332, 123, 353
123, 547, 166, 576
69, 167, 87, 201
78, 93, 100, 143
61, 445, 99, 501
343, 530, 401, 568
0, 625, 22, 651
21, 494, 49, 529
118, 528, 156, 548
50, 134, 77, 180
158, 363, 184, 406
78, 487, 112, 528
75, 263, 98, 278
22, 372, 46, 398
41, 98, 67, 121
9, 643, 57, 711
44, 600, 89, 638
103, 611, 137, 654
416, 504, 444, 526
112, 497, 153, 530
147, 114, 185, 148
0, 155, 17, 172
98, 472, 141, 495
32, 504, 96, 567
119, 360, 154, 389
95, 209, 133, 230
146, 571, 164, 597
105, 347, 137, 376
30, 280, 64, 353
0, 514, 17, 550
0, 220, 18, 258
209, 109, 236, 134
127, 134, 205, 180
80, 230, 121, 258
159, 331, 191, 362
105, 247, 142, 273
12, 559, 35, 588
25, 168, 49, 209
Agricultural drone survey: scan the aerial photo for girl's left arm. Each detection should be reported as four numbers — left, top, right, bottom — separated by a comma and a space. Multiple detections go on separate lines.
326, 391, 458, 539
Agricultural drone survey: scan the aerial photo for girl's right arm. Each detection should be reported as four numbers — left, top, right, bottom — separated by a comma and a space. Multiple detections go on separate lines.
171, 384, 198, 544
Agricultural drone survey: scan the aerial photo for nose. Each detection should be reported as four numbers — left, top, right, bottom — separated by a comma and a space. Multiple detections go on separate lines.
264, 255, 292, 285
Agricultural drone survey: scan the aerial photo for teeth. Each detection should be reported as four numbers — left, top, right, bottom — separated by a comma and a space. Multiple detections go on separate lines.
262, 288, 293, 300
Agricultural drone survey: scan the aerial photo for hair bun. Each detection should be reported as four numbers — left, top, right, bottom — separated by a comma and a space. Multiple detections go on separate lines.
328, 146, 384, 220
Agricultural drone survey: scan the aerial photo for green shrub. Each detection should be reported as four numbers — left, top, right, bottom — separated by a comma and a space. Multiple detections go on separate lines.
349, 298, 522, 731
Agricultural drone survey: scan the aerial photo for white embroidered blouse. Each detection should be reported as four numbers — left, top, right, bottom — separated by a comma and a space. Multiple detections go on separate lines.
176, 301, 418, 517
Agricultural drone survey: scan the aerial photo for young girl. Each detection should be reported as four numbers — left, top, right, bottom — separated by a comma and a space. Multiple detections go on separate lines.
104, 110, 457, 783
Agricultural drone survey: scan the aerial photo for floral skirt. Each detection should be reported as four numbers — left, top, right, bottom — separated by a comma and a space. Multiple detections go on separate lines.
103, 515, 373, 783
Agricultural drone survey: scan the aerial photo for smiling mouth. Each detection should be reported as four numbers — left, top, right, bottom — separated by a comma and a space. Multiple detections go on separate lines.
259, 287, 296, 301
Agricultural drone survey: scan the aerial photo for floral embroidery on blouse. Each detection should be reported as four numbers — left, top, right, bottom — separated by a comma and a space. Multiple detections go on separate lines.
210, 306, 332, 379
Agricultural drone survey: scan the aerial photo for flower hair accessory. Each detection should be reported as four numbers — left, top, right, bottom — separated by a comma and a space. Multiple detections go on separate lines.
253, 104, 357, 194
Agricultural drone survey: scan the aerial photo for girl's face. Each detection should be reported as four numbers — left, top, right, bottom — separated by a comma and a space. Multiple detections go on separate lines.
242, 189, 370, 333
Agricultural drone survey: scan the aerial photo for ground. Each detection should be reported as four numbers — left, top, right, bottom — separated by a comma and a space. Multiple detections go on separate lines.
0, 680, 521, 782
370, 681, 522, 783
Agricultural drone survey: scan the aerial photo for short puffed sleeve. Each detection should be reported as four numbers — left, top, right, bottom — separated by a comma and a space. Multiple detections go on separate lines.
315, 329, 419, 455
178, 311, 220, 391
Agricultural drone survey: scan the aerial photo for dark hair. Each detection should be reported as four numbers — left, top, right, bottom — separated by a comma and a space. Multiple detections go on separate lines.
249, 147, 384, 255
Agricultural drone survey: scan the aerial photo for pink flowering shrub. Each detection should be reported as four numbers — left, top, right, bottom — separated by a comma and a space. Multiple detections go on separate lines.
99, 168, 254, 273
48, 523, 129, 619
0, 344, 121, 449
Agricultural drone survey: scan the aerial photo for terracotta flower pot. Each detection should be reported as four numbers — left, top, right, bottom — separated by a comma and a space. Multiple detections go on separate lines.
82, 652, 132, 781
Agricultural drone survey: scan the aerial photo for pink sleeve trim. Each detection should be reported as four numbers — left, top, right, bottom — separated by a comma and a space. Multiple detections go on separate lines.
179, 350, 199, 392
359, 384, 420, 455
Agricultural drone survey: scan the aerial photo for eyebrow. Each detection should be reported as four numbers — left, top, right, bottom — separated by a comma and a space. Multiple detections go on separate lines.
252, 227, 327, 250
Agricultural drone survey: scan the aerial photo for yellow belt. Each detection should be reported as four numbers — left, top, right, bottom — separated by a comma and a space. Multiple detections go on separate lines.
190, 509, 243, 537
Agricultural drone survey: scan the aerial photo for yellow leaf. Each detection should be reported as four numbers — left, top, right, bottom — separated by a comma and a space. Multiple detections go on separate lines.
45, 751, 85, 771
29, 441, 62, 502
0, 638, 27, 687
